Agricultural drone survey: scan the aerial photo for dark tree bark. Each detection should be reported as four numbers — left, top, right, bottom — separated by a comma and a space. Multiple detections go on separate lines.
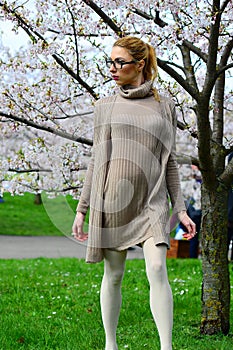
34, 193, 42, 205
200, 183, 230, 335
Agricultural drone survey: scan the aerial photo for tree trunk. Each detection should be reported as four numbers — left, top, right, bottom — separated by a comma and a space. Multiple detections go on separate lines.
34, 193, 42, 205
200, 183, 230, 335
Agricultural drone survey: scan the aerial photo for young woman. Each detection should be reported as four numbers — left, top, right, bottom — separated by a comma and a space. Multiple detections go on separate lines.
72, 36, 196, 350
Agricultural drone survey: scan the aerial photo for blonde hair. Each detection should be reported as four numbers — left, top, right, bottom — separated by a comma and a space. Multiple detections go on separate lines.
113, 36, 160, 101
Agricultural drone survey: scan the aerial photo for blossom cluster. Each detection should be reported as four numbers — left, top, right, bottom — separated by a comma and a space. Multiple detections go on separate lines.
0, 0, 232, 201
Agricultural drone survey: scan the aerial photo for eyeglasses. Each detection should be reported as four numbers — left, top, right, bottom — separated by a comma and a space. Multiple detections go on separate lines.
105, 58, 138, 69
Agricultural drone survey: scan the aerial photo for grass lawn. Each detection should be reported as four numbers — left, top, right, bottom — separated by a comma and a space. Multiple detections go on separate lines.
0, 192, 233, 349
0, 192, 80, 236
0, 258, 232, 350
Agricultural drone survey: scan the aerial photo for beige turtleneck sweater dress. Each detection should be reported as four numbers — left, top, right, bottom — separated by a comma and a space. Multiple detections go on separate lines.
77, 81, 186, 263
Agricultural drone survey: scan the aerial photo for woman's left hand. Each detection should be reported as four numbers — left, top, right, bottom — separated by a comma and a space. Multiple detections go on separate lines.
178, 210, 197, 240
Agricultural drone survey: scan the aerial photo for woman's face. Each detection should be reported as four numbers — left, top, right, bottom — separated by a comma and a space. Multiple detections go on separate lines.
109, 46, 144, 87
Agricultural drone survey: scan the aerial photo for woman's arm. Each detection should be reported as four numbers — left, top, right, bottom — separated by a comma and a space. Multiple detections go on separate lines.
76, 153, 94, 215
166, 101, 196, 237
166, 101, 186, 213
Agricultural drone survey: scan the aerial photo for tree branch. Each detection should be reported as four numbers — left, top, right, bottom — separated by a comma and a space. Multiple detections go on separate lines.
0, 112, 93, 146
131, 7, 168, 27
213, 72, 225, 145
219, 157, 233, 188
202, 0, 221, 97
217, 62, 233, 77
157, 58, 200, 101
65, 0, 80, 76
0, 1, 98, 100
82, 0, 124, 36
177, 120, 198, 139
51, 53, 98, 99
218, 37, 233, 72
8, 168, 52, 173
182, 39, 208, 63
176, 153, 199, 167
8, 165, 87, 174
220, 0, 231, 12
178, 44, 199, 93
13, 182, 83, 194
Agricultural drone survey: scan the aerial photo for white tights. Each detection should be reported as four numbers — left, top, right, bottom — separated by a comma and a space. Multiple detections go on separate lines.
100, 237, 173, 350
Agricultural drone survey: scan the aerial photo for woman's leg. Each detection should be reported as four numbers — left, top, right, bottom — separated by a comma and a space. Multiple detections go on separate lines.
100, 248, 127, 350
143, 237, 173, 350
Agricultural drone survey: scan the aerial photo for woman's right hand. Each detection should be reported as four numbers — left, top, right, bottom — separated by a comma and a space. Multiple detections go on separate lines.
72, 212, 88, 242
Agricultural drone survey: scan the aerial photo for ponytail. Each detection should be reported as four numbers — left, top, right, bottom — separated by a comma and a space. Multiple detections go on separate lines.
145, 44, 160, 101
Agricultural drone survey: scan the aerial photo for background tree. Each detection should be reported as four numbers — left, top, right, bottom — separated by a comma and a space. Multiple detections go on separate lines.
0, 0, 232, 335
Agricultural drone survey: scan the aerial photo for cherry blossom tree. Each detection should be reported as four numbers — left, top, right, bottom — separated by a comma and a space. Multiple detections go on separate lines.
0, 0, 233, 335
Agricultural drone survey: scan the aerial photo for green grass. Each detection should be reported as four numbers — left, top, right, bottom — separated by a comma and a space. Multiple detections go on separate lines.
0, 192, 233, 349
0, 192, 81, 236
0, 258, 232, 350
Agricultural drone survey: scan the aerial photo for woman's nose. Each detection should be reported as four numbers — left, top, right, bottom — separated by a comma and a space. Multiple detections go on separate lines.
109, 63, 117, 72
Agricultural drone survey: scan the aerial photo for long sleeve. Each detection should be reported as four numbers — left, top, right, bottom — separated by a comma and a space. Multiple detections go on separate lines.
166, 153, 186, 212
166, 102, 186, 212
76, 153, 94, 214
76, 97, 113, 215
76, 103, 98, 214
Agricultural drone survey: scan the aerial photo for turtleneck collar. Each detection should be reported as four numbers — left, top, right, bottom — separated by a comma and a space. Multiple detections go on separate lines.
119, 80, 153, 99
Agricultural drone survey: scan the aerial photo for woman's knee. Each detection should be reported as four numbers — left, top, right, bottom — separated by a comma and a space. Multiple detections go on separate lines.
146, 259, 165, 282
143, 241, 167, 280
103, 249, 126, 285
103, 263, 125, 286
109, 268, 125, 285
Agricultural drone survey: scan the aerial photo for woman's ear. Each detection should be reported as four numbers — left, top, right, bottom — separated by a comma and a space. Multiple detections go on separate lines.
137, 59, 145, 72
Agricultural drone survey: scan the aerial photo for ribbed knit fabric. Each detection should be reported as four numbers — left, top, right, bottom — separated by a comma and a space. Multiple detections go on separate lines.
77, 81, 186, 263
119, 80, 154, 99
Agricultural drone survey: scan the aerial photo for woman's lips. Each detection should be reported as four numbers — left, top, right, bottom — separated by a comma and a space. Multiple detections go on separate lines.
112, 76, 119, 80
